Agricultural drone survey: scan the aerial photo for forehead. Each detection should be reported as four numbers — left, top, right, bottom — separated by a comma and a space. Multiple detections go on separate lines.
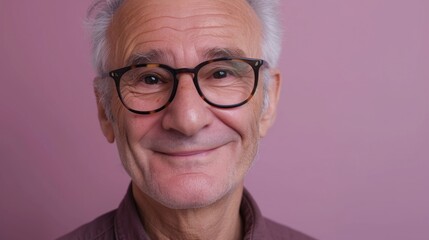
107, 0, 262, 68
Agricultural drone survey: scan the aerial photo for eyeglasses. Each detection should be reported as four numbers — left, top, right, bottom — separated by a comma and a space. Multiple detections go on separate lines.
109, 57, 265, 114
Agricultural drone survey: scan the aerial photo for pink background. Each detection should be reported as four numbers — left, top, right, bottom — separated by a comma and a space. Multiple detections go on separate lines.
1, 1, 428, 239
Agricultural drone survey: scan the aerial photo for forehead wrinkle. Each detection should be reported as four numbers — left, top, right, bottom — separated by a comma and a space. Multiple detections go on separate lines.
108, 0, 262, 68
121, 24, 239, 63
132, 13, 244, 37
141, 13, 241, 24
129, 24, 240, 37
110, 17, 240, 67
137, 0, 249, 25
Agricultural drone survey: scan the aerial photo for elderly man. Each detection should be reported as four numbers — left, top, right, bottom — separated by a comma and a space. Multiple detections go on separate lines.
60, 0, 316, 239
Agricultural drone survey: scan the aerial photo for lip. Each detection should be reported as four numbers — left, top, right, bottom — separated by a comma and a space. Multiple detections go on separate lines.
154, 146, 222, 157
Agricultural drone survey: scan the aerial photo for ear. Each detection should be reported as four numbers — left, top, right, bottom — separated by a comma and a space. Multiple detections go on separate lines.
259, 68, 281, 137
94, 78, 115, 143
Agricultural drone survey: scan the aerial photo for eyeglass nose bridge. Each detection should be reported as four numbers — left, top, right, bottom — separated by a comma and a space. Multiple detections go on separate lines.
175, 67, 197, 74
172, 67, 199, 82
168, 67, 207, 104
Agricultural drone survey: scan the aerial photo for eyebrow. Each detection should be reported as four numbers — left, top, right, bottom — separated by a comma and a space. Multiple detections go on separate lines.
203, 48, 246, 59
127, 47, 247, 66
127, 49, 172, 66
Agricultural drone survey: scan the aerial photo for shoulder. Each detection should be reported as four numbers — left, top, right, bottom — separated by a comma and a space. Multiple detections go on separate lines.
264, 218, 317, 240
241, 189, 317, 240
57, 210, 117, 240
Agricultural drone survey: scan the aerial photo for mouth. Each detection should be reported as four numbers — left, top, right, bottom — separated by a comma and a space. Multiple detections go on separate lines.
155, 147, 218, 157
149, 142, 232, 170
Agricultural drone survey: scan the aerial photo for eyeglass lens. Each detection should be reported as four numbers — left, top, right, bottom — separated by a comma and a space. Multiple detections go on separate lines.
118, 59, 256, 112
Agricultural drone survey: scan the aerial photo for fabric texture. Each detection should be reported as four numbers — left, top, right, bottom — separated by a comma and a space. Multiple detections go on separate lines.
58, 186, 316, 240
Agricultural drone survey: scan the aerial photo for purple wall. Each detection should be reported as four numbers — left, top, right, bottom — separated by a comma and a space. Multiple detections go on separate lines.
1, 1, 428, 239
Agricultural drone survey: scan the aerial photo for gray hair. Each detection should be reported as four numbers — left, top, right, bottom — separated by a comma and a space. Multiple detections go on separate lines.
88, 0, 282, 117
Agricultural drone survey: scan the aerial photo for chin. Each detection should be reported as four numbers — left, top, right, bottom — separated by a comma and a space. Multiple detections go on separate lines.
146, 174, 235, 209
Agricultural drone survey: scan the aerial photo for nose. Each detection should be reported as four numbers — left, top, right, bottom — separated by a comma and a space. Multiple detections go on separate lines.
161, 74, 212, 136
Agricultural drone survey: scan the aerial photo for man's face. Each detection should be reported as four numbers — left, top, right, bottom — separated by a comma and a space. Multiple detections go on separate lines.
98, 0, 280, 209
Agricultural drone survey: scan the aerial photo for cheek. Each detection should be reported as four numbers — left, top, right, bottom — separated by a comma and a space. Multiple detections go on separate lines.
225, 106, 262, 176
111, 105, 162, 178
111, 97, 160, 150
116, 114, 159, 144
111, 98, 137, 145
214, 98, 263, 147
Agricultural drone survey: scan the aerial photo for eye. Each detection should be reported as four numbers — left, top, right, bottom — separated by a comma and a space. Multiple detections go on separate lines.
212, 70, 229, 79
137, 74, 168, 85
143, 75, 161, 84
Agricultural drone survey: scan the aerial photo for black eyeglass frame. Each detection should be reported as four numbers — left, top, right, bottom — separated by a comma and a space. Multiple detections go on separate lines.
109, 57, 265, 115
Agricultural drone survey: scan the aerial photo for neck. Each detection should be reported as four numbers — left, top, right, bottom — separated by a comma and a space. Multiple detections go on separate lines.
132, 184, 244, 240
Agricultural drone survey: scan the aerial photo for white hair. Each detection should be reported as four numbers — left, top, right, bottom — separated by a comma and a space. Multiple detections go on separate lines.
87, 0, 282, 117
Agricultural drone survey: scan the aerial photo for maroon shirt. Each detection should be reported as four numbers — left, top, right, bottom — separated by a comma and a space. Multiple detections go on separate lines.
59, 186, 316, 240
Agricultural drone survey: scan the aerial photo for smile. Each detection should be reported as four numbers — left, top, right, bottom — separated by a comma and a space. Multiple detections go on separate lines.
155, 147, 218, 157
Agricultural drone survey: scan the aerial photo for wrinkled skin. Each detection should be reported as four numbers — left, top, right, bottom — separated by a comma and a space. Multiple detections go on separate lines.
97, 0, 280, 218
